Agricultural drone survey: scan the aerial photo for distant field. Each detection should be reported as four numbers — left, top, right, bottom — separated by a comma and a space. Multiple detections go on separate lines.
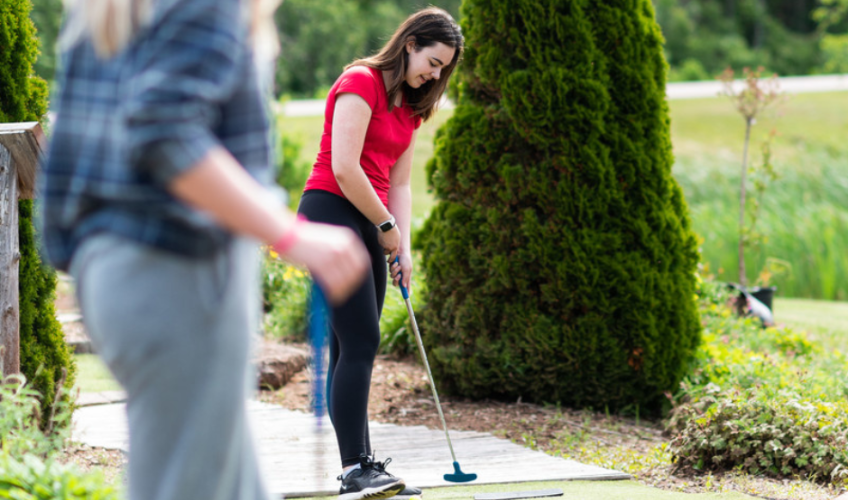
668, 91, 848, 159
279, 91, 848, 299
774, 297, 848, 352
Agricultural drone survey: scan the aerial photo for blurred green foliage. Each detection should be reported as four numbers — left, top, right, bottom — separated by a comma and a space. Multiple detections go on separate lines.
274, 0, 461, 97
28, 0, 62, 82
655, 0, 824, 80
30, 0, 848, 95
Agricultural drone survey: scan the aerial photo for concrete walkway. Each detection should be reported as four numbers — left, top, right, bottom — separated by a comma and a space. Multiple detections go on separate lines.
73, 400, 629, 498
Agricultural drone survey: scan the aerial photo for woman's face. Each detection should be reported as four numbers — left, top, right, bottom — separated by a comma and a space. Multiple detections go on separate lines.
405, 41, 456, 89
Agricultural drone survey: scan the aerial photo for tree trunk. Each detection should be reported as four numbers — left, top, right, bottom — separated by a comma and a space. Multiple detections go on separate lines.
739, 119, 752, 288
0, 144, 20, 377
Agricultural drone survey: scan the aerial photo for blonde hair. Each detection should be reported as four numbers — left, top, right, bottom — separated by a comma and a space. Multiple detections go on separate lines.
347, 7, 463, 122
61, 0, 281, 59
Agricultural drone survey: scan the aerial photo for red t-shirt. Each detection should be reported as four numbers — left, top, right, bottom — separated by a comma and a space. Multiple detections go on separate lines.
303, 66, 422, 207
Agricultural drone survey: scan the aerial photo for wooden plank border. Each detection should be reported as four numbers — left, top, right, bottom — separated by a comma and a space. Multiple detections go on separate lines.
0, 121, 45, 377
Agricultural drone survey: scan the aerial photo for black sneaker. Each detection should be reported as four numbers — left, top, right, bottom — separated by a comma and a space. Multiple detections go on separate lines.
388, 485, 423, 500
338, 453, 405, 500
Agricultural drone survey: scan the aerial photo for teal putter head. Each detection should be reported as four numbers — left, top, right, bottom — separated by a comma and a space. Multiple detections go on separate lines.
444, 461, 477, 483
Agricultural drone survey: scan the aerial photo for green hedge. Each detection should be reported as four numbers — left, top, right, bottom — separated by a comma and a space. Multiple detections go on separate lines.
1, 0, 75, 425
416, 0, 701, 411
19, 200, 75, 422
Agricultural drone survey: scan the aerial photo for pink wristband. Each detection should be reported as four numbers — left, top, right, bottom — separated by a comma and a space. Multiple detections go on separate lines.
272, 215, 306, 254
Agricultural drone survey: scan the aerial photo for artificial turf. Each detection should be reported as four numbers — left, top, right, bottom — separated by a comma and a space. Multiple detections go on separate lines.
296, 480, 757, 500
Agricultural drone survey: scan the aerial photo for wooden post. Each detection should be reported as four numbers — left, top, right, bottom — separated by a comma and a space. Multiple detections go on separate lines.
0, 122, 45, 378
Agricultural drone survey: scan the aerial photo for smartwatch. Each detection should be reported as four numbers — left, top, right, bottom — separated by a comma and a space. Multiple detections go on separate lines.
377, 215, 396, 232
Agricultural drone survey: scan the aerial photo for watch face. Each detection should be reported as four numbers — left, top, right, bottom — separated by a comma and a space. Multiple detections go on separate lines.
380, 222, 393, 232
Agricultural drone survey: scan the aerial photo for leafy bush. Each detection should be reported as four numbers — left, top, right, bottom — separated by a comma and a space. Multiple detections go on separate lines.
378, 260, 429, 357
0, 373, 70, 458
0, 454, 120, 500
821, 34, 848, 74
261, 248, 428, 356
417, 0, 701, 411
668, 387, 848, 482
667, 58, 710, 82
262, 253, 310, 341
667, 278, 848, 483
1, 0, 75, 426
0, 374, 95, 500
274, 115, 313, 209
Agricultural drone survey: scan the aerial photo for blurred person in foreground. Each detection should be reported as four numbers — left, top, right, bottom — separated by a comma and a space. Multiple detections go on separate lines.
40, 0, 369, 499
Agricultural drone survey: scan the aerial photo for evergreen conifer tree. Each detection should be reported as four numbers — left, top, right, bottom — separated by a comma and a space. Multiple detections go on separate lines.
417, 0, 701, 411
1, 0, 75, 423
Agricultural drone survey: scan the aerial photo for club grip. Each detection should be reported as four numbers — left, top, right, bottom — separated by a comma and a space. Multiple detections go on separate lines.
394, 256, 409, 299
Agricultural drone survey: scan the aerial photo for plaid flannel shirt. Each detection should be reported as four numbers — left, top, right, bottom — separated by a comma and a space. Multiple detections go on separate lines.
40, 0, 272, 271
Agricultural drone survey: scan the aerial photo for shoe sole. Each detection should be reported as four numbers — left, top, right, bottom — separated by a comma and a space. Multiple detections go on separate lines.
338, 482, 405, 500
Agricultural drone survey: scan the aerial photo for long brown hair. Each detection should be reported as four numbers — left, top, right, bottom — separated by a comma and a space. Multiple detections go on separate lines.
347, 7, 464, 122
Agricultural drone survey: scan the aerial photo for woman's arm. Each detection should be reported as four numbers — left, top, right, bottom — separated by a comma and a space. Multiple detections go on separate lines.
168, 146, 369, 304
331, 93, 401, 260
388, 129, 417, 290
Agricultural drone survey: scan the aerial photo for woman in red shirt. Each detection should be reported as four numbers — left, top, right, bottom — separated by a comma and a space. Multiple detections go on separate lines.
298, 8, 464, 500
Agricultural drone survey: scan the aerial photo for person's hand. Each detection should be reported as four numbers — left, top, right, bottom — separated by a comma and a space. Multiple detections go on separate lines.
390, 253, 412, 291
377, 226, 401, 263
282, 222, 369, 304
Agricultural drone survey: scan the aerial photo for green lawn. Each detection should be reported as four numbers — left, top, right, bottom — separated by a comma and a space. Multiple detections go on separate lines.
300, 480, 756, 500
668, 91, 848, 160
774, 297, 848, 352
73, 354, 121, 393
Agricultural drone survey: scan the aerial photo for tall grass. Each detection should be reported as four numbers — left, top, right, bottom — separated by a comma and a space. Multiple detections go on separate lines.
675, 146, 848, 300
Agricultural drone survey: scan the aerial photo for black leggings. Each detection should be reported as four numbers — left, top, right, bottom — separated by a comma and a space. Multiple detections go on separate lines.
297, 190, 387, 467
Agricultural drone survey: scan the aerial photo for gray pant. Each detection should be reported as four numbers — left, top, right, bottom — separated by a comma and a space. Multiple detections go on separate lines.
71, 234, 270, 500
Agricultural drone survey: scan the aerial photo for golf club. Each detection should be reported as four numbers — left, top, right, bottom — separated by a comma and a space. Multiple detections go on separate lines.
395, 257, 477, 483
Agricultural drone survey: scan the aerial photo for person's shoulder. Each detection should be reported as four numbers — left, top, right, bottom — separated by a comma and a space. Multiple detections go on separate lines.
339, 65, 380, 85
334, 65, 383, 109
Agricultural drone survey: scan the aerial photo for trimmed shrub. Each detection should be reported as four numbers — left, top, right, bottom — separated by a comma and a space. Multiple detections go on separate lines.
1, 0, 75, 424
19, 200, 75, 422
0, 0, 48, 123
416, 0, 701, 411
